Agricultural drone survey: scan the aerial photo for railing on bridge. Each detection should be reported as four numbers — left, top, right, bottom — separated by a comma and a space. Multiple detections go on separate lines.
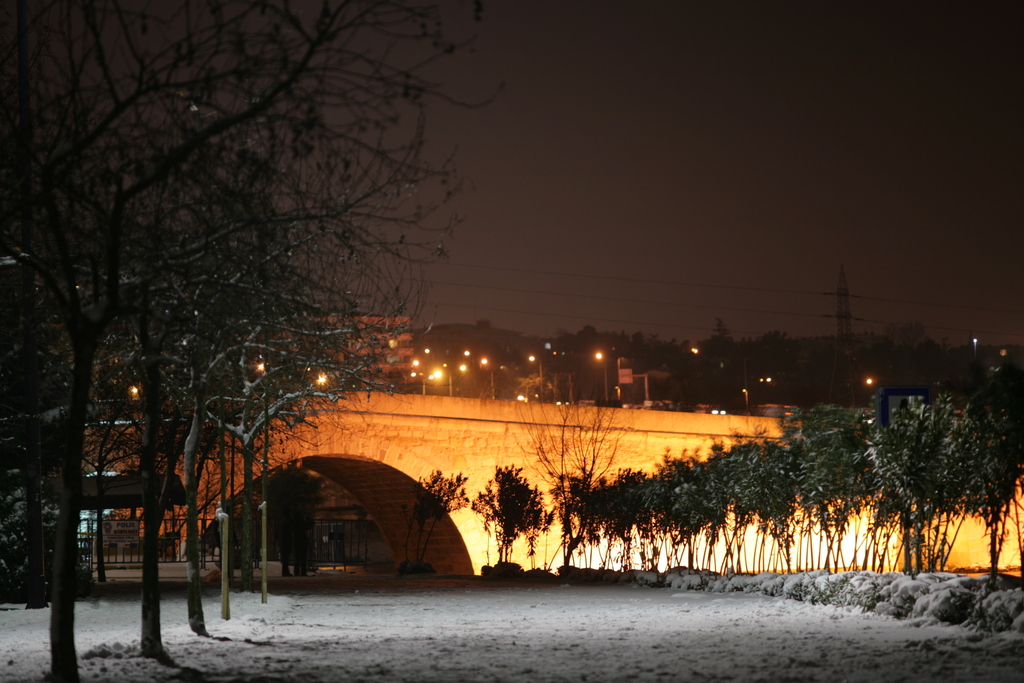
78, 517, 376, 572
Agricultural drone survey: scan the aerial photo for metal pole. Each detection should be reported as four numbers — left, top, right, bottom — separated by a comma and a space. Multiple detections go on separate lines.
260, 401, 269, 604
217, 404, 230, 619
603, 358, 608, 401
217, 504, 230, 620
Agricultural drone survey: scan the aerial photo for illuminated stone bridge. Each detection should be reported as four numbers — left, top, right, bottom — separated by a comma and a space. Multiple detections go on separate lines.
280, 393, 779, 575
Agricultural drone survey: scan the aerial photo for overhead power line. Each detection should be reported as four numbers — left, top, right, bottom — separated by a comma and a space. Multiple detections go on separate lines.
441, 262, 822, 297
842, 293, 1024, 317
437, 261, 1024, 318
428, 279, 830, 322
423, 263, 1024, 341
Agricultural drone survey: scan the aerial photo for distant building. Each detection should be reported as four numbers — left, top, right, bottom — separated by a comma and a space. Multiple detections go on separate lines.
357, 315, 414, 377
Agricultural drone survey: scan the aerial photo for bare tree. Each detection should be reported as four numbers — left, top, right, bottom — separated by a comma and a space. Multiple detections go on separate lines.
520, 403, 633, 569
81, 337, 145, 584
0, 1, 473, 680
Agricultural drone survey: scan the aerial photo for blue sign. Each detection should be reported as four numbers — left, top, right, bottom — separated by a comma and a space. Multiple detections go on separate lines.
876, 385, 931, 427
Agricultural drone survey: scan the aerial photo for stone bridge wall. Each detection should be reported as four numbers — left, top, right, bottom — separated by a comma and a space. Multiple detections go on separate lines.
280, 393, 780, 574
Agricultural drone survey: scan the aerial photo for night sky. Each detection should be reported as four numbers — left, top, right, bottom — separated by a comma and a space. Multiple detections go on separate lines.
420, 1, 1023, 346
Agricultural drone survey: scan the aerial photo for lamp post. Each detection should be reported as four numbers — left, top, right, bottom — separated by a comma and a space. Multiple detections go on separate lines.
480, 358, 494, 399
529, 354, 544, 402
411, 359, 424, 394
596, 352, 608, 402
455, 351, 470, 397
430, 370, 445, 396
636, 373, 650, 404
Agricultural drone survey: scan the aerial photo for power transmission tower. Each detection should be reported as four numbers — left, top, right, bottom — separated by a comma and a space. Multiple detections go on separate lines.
829, 266, 856, 406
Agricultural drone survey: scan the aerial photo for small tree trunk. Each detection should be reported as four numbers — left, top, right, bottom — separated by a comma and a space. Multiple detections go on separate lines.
183, 401, 208, 636
49, 333, 105, 683
902, 513, 913, 574
921, 520, 929, 573
989, 507, 1005, 586
241, 439, 254, 592
50, 474, 82, 683
139, 335, 169, 663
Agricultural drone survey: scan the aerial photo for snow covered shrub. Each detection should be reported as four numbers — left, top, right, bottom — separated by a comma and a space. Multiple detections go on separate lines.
557, 566, 605, 582
483, 562, 524, 579
723, 573, 764, 593
602, 569, 623, 583
665, 569, 709, 591
807, 572, 853, 605
842, 572, 900, 612
630, 570, 662, 587
889, 573, 982, 624
911, 584, 976, 624
0, 469, 30, 603
753, 573, 786, 596
965, 590, 1024, 632
523, 568, 556, 581
782, 570, 827, 602
397, 559, 435, 576
0, 469, 76, 603
658, 567, 1024, 634
875, 575, 931, 618
705, 575, 735, 592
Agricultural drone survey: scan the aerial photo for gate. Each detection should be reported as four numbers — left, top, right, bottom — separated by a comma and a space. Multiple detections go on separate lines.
310, 520, 373, 570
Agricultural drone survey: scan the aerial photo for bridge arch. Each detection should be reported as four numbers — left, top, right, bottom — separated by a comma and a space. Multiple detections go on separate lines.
300, 454, 473, 574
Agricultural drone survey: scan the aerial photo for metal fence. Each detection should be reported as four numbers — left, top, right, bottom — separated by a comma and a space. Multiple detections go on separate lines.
79, 517, 376, 571
310, 520, 374, 569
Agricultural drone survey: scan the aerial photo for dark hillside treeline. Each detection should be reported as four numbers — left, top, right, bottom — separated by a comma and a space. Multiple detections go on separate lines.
412, 320, 1020, 412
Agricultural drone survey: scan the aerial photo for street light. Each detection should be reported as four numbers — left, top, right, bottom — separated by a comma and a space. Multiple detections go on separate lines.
596, 352, 608, 401
478, 358, 496, 399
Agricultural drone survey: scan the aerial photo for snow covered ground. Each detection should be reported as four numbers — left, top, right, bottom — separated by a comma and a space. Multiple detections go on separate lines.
2, 574, 1023, 682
